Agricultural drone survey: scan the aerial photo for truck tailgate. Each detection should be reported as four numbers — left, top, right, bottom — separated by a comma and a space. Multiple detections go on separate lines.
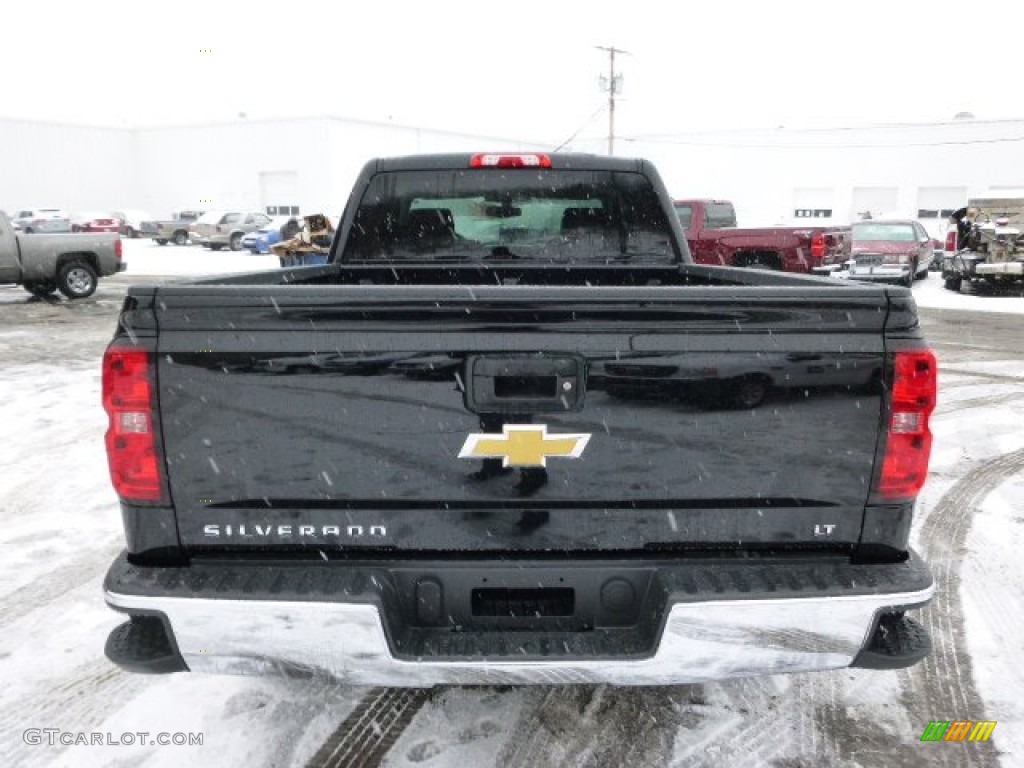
153, 285, 891, 553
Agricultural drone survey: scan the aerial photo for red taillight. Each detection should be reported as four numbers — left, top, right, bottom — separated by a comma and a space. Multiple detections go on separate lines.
114, 239, 123, 260
102, 345, 165, 503
470, 153, 552, 168
944, 230, 957, 252
875, 349, 937, 501
811, 232, 826, 260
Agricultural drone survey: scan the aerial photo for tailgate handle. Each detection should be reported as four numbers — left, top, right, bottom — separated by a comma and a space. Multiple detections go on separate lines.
494, 375, 558, 398
464, 354, 586, 413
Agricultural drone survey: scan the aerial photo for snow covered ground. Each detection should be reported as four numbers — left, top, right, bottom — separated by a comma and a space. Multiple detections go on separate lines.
0, 240, 1021, 767
905, 271, 1024, 316
120, 240, 278, 277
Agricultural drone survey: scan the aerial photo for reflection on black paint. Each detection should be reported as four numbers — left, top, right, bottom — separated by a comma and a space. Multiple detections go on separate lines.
590, 351, 881, 410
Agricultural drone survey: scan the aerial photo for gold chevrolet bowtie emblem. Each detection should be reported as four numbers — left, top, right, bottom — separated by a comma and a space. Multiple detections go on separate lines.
458, 424, 591, 467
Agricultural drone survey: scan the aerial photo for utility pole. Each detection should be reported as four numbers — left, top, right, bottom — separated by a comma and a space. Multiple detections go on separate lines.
596, 45, 628, 156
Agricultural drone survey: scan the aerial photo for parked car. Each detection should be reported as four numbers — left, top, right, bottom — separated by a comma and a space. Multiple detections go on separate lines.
846, 219, 934, 287
140, 210, 206, 246
71, 212, 121, 233
112, 209, 154, 239
190, 210, 273, 251
241, 215, 298, 254
13, 208, 71, 234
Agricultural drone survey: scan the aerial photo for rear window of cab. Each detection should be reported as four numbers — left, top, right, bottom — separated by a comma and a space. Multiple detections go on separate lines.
342, 169, 678, 264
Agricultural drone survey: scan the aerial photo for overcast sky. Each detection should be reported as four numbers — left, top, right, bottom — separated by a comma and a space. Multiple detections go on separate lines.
2, 0, 1020, 142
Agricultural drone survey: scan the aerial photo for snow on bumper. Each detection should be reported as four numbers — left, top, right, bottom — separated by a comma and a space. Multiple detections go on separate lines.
106, 589, 932, 686
104, 553, 934, 686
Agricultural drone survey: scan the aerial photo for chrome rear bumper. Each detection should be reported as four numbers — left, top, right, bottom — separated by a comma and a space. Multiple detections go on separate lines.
107, 589, 933, 685
104, 553, 934, 686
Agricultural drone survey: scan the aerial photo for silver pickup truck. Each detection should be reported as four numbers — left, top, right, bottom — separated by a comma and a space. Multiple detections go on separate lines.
140, 210, 205, 246
0, 212, 124, 299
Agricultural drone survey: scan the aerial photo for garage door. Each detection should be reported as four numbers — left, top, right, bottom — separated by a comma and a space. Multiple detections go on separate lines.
260, 171, 299, 216
851, 187, 898, 221
917, 186, 967, 220
793, 187, 835, 220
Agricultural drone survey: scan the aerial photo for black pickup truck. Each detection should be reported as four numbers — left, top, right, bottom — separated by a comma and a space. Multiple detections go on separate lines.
101, 153, 937, 686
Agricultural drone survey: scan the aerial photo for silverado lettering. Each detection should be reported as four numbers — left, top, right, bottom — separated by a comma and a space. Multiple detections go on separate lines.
202, 524, 388, 537
101, 152, 936, 686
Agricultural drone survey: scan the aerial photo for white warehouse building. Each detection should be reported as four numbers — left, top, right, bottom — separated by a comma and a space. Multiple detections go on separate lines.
2, 114, 1023, 240
616, 117, 1024, 240
0, 115, 548, 219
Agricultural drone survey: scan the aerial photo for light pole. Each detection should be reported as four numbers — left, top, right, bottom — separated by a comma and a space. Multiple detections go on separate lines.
596, 45, 628, 156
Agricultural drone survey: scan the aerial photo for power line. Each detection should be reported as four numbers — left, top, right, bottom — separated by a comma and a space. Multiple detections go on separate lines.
620, 134, 1024, 150
552, 105, 607, 152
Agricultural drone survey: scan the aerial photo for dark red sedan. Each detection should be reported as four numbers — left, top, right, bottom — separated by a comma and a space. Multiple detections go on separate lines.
846, 219, 935, 288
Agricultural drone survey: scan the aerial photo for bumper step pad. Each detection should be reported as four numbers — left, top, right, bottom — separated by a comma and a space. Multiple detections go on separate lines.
105, 615, 187, 674
851, 613, 932, 670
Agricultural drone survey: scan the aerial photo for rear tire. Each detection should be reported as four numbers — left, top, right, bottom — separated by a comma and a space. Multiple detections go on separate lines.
56, 261, 98, 299
173, 230, 188, 246
727, 376, 769, 409
229, 233, 243, 251
155, 239, 168, 246
944, 276, 962, 293
209, 243, 224, 251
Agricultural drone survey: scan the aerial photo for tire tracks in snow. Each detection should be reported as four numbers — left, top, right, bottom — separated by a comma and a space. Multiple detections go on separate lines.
305, 687, 431, 768
0, 541, 138, 766
937, 391, 1024, 417
0, 663, 148, 767
897, 448, 1024, 767
699, 678, 788, 768
494, 684, 706, 768
940, 367, 1023, 386
0, 542, 120, 631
